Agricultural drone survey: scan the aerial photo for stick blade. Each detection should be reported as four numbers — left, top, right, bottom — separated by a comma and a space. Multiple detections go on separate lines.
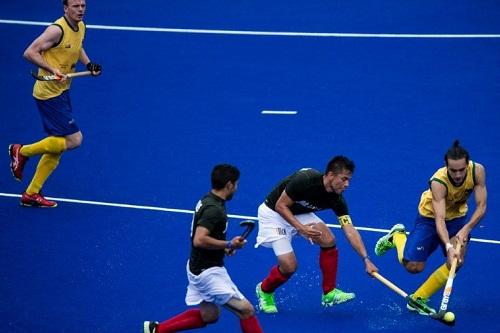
430, 311, 456, 327
239, 219, 255, 227
239, 220, 256, 239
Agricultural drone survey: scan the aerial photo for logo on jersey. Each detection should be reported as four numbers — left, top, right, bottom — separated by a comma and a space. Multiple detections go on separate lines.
297, 200, 319, 211
276, 228, 287, 236
417, 246, 425, 251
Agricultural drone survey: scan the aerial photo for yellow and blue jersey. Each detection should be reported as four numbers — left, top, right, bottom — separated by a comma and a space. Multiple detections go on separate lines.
33, 16, 85, 100
418, 161, 476, 221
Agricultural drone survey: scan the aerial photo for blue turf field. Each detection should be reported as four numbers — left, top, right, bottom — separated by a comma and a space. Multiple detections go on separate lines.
1, 1, 500, 332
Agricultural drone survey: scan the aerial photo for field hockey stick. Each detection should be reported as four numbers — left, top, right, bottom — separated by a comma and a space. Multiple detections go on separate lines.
239, 220, 256, 239
228, 220, 255, 254
430, 241, 462, 322
31, 70, 93, 81
372, 272, 454, 326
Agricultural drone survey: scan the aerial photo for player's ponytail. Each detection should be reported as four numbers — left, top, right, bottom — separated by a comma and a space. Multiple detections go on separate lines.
444, 140, 469, 165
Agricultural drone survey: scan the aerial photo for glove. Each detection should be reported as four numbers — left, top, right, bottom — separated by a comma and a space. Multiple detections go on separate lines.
86, 62, 102, 75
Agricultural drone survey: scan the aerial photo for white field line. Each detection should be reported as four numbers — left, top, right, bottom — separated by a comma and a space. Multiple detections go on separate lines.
261, 110, 298, 115
1, 192, 498, 245
1, 19, 500, 38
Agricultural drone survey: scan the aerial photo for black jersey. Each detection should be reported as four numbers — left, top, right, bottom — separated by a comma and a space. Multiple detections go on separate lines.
189, 192, 228, 275
264, 168, 349, 216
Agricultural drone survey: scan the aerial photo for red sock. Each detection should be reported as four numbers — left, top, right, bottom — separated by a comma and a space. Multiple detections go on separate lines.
320, 247, 338, 294
261, 265, 290, 293
240, 315, 263, 333
157, 309, 206, 333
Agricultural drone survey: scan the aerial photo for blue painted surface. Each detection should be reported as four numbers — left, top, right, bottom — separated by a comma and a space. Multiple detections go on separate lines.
1, 1, 499, 332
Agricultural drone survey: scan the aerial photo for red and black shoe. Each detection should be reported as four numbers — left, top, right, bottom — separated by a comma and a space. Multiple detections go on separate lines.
20, 192, 57, 208
8, 144, 28, 181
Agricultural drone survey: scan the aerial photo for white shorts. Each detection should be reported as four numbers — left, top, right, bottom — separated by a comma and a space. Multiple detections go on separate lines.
255, 203, 323, 255
185, 261, 245, 306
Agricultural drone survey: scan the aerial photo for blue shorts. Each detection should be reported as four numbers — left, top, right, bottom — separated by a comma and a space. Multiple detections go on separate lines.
35, 90, 80, 136
403, 215, 468, 262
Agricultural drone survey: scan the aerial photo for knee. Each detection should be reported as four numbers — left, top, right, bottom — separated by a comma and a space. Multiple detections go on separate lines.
200, 309, 219, 324
65, 132, 83, 150
404, 261, 424, 274
455, 257, 465, 271
317, 224, 335, 247
320, 232, 335, 247
279, 261, 297, 276
239, 303, 256, 320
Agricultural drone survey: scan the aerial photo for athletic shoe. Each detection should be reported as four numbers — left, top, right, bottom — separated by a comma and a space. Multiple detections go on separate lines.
20, 192, 58, 208
321, 288, 356, 307
374, 223, 406, 256
406, 294, 436, 316
8, 144, 28, 181
256, 282, 278, 313
143, 321, 158, 333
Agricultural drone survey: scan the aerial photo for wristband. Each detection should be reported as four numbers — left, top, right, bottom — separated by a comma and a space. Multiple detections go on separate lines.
362, 255, 370, 261
445, 242, 453, 252
225, 241, 233, 249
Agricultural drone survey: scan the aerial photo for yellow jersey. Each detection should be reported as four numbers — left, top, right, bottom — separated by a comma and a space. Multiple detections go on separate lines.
418, 161, 476, 220
33, 16, 85, 100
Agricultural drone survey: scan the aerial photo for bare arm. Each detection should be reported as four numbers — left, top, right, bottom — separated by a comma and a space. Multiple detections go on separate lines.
79, 48, 91, 66
431, 181, 450, 245
342, 223, 378, 274
23, 25, 63, 76
275, 191, 321, 239
80, 47, 102, 75
430, 180, 458, 263
457, 163, 487, 242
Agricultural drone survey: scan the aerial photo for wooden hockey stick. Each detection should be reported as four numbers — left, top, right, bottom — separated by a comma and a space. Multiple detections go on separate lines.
31, 70, 93, 81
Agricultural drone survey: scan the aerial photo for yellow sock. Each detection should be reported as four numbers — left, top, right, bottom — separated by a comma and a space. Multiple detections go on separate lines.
20, 136, 66, 157
414, 263, 450, 299
393, 232, 407, 264
26, 153, 62, 194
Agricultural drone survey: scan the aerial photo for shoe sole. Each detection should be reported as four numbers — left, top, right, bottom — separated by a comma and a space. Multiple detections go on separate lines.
390, 224, 406, 234
322, 301, 334, 307
406, 304, 432, 316
374, 224, 406, 255
20, 201, 58, 208
406, 295, 436, 316
322, 295, 356, 307
8, 144, 22, 182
